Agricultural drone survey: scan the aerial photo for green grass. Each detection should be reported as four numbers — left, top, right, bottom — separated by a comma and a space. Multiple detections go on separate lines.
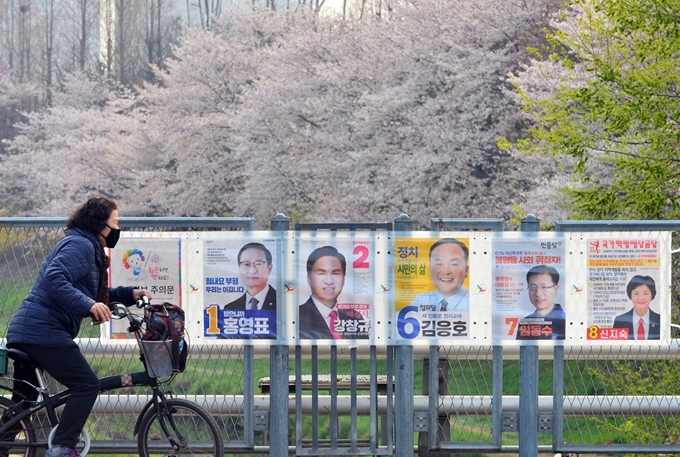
0, 277, 32, 332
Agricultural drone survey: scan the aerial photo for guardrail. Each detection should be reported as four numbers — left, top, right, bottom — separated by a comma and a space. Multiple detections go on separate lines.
2, 214, 680, 457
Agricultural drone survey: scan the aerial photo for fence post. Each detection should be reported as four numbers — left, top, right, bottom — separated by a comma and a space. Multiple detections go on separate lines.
394, 214, 415, 457
269, 213, 290, 457
519, 215, 540, 457
395, 345, 414, 457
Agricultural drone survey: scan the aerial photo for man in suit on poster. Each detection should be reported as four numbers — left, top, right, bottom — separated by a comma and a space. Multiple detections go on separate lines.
516, 264, 565, 340
299, 245, 368, 339
409, 238, 469, 312
224, 242, 277, 311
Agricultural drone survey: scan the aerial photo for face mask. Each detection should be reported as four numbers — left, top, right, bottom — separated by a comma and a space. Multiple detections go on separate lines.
104, 225, 120, 249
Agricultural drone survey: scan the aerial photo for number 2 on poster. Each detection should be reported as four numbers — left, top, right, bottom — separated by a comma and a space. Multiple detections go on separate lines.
353, 245, 370, 269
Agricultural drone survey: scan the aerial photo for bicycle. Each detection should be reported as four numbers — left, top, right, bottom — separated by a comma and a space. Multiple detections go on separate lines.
0, 301, 224, 457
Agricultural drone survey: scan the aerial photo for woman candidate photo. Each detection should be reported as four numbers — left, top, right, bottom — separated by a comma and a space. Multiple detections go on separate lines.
612, 275, 660, 340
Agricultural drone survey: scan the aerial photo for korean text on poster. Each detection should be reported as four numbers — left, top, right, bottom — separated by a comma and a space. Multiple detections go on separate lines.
296, 237, 372, 341
109, 237, 181, 339
202, 239, 278, 339
492, 239, 565, 342
395, 237, 470, 341
586, 238, 661, 341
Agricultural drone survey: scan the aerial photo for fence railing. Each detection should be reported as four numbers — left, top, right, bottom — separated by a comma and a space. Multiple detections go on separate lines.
1, 214, 680, 457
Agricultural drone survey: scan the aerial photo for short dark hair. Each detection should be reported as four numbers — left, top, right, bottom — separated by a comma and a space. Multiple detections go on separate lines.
429, 238, 469, 261
306, 246, 346, 275
237, 242, 272, 265
526, 264, 559, 285
626, 275, 656, 300
66, 196, 117, 234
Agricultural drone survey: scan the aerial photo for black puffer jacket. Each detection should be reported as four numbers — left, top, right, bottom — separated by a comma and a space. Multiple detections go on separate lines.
7, 227, 135, 346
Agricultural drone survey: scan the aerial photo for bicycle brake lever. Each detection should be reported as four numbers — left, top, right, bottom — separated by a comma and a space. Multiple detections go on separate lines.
128, 316, 144, 333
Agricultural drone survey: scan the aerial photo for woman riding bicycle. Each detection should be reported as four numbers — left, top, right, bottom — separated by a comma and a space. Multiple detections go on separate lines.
6, 196, 152, 457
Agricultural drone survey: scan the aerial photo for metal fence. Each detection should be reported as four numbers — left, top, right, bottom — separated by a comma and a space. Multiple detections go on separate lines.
1, 214, 680, 457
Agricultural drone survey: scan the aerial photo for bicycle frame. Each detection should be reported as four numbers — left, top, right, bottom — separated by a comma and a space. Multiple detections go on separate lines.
0, 369, 160, 450
0, 302, 201, 455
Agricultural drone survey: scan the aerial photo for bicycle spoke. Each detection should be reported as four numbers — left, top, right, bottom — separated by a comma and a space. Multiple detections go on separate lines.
0, 398, 38, 457
138, 399, 223, 457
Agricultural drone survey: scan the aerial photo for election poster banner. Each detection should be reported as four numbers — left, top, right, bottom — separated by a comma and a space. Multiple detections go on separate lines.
586, 238, 662, 341
395, 237, 471, 341
108, 236, 181, 339
492, 238, 566, 342
202, 237, 279, 339
294, 233, 373, 341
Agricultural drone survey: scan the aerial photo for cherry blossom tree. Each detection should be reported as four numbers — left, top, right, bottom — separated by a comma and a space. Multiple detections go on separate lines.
227, 0, 566, 226
2, 0, 568, 228
0, 65, 39, 158
0, 71, 148, 214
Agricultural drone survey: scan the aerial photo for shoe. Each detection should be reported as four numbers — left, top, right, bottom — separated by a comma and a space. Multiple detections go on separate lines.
45, 446, 82, 457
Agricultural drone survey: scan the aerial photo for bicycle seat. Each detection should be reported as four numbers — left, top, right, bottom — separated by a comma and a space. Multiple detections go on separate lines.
7, 348, 35, 366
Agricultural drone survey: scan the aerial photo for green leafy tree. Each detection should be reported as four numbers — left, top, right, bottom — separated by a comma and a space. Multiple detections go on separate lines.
504, 0, 680, 220
507, 0, 680, 448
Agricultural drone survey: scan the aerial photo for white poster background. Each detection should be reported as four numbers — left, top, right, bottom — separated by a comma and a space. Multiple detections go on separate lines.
202, 237, 279, 339
292, 232, 375, 343
106, 235, 181, 340
492, 235, 566, 344
584, 235, 668, 342
101, 229, 673, 346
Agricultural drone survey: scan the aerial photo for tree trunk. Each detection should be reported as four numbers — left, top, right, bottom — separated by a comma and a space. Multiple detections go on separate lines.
44, 0, 54, 104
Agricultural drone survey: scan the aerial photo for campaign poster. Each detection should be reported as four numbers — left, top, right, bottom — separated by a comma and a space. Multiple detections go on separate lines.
202, 237, 278, 339
586, 238, 661, 341
109, 237, 181, 339
492, 238, 565, 342
395, 237, 470, 341
295, 235, 372, 341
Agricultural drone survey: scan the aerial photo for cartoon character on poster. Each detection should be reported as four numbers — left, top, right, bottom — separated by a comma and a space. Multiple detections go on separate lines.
122, 248, 145, 276
296, 238, 372, 341
395, 237, 470, 341
109, 237, 181, 339
492, 239, 566, 342
203, 239, 278, 339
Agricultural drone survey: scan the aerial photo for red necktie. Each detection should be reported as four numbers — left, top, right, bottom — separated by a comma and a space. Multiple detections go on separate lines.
329, 310, 342, 339
637, 318, 645, 340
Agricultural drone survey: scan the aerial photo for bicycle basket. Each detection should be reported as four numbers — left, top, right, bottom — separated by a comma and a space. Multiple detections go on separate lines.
140, 340, 173, 378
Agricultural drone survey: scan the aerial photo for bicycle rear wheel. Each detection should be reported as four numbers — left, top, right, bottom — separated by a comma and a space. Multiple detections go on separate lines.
137, 398, 223, 457
0, 397, 37, 457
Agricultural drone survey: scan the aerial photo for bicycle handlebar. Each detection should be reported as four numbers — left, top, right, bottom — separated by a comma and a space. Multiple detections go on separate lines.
91, 297, 148, 325
109, 301, 147, 332
136, 295, 150, 308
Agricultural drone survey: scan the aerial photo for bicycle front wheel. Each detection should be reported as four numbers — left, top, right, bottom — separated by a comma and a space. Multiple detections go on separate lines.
0, 397, 37, 457
137, 398, 223, 457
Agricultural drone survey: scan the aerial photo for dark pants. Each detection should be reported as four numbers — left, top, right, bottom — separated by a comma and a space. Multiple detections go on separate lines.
10, 342, 100, 449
